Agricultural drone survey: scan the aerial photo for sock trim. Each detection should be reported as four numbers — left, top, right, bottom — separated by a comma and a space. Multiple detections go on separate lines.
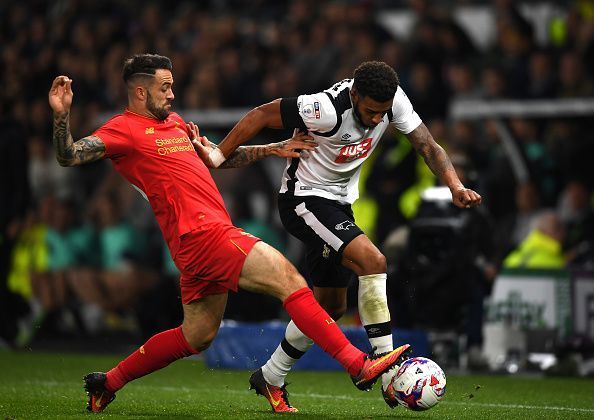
363, 321, 392, 339
280, 338, 306, 359
283, 287, 311, 309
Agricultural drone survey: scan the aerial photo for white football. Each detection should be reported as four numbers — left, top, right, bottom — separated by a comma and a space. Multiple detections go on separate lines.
389, 357, 446, 411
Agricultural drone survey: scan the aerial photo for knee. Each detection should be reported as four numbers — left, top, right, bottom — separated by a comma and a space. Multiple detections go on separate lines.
182, 324, 218, 352
360, 252, 387, 275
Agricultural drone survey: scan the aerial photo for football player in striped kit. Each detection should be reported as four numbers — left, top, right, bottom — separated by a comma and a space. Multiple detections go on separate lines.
194, 61, 481, 412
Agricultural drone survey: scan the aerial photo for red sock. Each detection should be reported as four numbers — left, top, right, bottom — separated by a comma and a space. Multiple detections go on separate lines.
105, 326, 198, 392
283, 287, 364, 376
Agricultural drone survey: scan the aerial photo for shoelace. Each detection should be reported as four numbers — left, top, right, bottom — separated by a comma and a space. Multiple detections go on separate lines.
279, 385, 294, 407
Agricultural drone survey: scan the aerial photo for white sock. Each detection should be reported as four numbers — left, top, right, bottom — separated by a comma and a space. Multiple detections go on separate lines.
262, 320, 314, 387
358, 273, 394, 389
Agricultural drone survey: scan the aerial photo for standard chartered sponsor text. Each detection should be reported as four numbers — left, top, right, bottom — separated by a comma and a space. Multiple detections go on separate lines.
156, 137, 193, 155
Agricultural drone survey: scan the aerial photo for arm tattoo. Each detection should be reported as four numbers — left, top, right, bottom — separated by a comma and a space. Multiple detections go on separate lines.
52, 112, 105, 166
406, 123, 462, 189
219, 145, 269, 169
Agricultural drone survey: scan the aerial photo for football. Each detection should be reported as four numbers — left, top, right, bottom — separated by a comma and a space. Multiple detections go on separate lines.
389, 357, 446, 410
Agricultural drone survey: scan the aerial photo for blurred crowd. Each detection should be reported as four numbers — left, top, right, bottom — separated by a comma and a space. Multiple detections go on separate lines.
1, 0, 594, 349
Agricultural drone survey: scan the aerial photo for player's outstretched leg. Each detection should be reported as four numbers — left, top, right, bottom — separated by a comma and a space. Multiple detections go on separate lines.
82, 294, 226, 413
84, 372, 116, 413
249, 368, 298, 413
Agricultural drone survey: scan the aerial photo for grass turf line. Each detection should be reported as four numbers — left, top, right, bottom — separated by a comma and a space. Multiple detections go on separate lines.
0, 351, 593, 419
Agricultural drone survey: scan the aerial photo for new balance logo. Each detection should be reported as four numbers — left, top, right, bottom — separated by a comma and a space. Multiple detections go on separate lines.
145, 127, 154, 134
335, 220, 355, 231
341, 133, 352, 141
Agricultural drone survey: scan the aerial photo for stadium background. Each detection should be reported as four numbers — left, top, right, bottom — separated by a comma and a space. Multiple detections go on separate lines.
1, 0, 593, 375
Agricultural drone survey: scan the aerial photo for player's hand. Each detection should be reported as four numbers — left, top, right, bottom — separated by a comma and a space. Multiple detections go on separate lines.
270, 133, 317, 158
187, 121, 216, 166
49, 76, 73, 114
451, 187, 482, 208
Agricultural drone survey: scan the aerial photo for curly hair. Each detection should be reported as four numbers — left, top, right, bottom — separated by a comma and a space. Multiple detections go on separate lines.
122, 54, 173, 82
353, 61, 399, 102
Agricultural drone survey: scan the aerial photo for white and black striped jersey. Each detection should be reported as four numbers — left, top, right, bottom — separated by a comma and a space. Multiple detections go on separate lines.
278, 79, 422, 204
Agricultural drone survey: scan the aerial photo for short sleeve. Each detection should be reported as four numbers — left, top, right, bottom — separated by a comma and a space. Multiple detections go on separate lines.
289, 93, 337, 133
391, 87, 422, 134
93, 116, 132, 158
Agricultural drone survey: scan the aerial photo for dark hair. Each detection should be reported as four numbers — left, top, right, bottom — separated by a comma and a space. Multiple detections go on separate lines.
353, 61, 399, 102
122, 54, 173, 82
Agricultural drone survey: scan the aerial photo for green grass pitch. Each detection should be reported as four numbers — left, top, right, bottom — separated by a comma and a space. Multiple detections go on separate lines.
1, 351, 593, 419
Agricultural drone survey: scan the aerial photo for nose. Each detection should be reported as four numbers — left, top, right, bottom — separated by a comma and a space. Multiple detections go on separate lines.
372, 114, 383, 125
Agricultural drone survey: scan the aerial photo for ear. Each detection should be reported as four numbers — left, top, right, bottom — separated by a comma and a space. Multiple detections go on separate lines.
350, 86, 358, 103
135, 86, 147, 101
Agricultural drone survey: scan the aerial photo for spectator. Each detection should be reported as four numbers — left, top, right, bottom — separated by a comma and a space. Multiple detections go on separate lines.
527, 50, 557, 98
446, 63, 481, 100
557, 51, 594, 97
407, 61, 448, 120
68, 192, 153, 333
509, 118, 559, 205
33, 197, 90, 335
503, 211, 566, 269
494, 181, 546, 263
557, 180, 594, 266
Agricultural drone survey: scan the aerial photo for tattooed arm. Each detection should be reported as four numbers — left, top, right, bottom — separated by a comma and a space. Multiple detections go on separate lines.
406, 122, 482, 208
52, 113, 105, 166
187, 121, 317, 169
220, 138, 315, 168
49, 76, 106, 167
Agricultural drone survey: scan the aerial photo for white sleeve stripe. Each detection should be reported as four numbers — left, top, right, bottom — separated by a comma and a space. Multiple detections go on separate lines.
294, 202, 343, 251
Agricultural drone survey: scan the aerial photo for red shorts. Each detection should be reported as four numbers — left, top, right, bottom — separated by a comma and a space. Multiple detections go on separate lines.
174, 224, 260, 304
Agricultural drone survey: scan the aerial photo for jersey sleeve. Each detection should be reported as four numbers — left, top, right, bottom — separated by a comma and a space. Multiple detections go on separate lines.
93, 115, 132, 158
390, 87, 422, 134
280, 93, 337, 133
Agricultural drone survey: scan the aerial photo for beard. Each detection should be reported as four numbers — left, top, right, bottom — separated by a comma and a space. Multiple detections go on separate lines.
147, 92, 170, 120
352, 103, 374, 128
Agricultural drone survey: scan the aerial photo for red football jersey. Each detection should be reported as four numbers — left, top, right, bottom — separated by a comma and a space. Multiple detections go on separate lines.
94, 110, 232, 256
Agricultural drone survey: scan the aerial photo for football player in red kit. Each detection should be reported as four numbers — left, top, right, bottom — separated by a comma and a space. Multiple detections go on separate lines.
48, 54, 410, 414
